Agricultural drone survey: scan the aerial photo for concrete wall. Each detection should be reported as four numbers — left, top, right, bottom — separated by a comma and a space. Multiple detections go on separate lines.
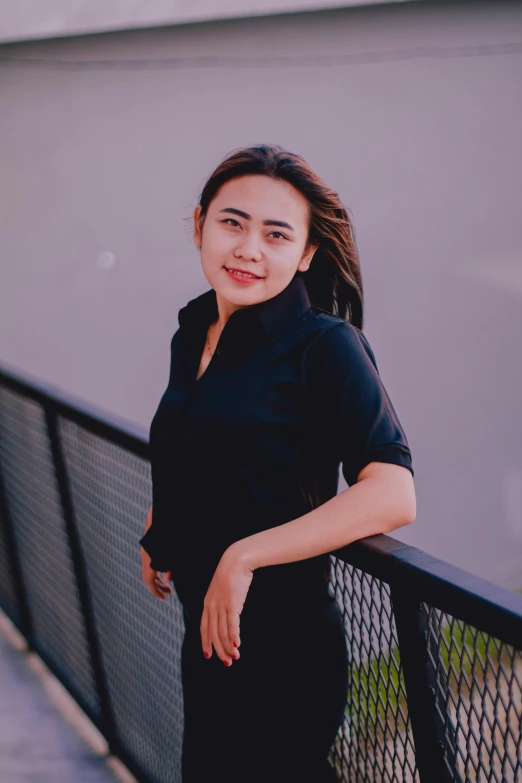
1, 1, 521, 587
0, 0, 412, 44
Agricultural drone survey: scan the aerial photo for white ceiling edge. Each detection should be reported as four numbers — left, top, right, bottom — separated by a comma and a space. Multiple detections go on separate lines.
0, 0, 421, 46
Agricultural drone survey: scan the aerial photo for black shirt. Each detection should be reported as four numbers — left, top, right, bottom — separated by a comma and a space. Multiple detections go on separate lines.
139, 273, 413, 615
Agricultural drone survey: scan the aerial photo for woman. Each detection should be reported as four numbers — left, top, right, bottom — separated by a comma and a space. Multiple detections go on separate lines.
139, 144, 416, 782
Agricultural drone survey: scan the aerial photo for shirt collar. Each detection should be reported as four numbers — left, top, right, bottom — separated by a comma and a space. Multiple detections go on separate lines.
178, 273, 311, 344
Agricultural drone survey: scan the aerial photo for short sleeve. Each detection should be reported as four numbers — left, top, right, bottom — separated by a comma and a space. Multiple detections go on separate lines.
139, 522, 171, 572
303, 321, 414, 487
138, 329, 181, 572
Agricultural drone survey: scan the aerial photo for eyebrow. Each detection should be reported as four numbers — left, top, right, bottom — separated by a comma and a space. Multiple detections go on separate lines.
219, 207, 295, 232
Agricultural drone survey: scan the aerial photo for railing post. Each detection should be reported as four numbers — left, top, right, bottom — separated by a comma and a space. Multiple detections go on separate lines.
391, 585, 460, 783
0, 455, 34, 645
425, 608, 462, 780
44, 405, 118, 751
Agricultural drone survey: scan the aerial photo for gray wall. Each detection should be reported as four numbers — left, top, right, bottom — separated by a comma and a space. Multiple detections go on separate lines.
0, 0, 411, 43
1, 1, 521, 588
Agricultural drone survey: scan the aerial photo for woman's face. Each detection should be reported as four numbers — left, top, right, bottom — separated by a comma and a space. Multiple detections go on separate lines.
193, 174, 318, 315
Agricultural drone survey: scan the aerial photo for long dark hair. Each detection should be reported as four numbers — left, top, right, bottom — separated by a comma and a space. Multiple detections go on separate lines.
195, 144, 364, 329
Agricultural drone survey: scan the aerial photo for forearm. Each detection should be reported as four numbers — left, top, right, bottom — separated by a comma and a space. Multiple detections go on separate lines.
230, 470, 416, 571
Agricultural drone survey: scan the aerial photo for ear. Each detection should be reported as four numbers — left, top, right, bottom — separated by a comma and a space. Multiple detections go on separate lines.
298, 243, 319, 273
193, 205, 203, 248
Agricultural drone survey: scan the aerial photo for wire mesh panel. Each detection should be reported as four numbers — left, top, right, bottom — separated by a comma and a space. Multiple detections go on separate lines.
329, 556, 419, 783
0, 498, 19, 624
425, 606, 522, 783
2, 370, 522, 783
60, 416, 186, 783
0, 387, 99, 717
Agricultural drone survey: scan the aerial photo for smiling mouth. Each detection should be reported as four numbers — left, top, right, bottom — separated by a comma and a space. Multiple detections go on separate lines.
225, 267, 265, 279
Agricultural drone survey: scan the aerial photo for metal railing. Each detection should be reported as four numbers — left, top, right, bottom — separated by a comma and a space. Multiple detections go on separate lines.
0, 365, 521, 783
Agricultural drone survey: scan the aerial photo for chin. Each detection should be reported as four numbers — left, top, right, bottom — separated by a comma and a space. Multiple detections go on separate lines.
221, 285, 267, 305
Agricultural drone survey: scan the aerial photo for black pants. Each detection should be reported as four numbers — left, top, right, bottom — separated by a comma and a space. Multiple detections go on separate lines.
180, 593, 349, 782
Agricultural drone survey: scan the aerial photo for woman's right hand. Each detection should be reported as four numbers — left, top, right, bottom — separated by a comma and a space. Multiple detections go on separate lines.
141, 505, 173, 600
141, 547, 174, 600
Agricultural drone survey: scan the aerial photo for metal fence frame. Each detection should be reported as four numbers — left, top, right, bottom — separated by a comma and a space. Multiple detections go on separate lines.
1, 365, 521, 783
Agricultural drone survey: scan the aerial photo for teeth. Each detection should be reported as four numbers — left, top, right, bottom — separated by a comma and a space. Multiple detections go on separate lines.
230, 269, 256, 278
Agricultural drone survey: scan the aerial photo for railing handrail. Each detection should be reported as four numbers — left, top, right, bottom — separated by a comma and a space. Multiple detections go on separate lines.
0, 363, 149, 457
2, 362, 521, 647
334, 537, 522, 648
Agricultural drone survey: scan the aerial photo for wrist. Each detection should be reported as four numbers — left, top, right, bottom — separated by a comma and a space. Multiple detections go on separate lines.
226, 539, 259, 572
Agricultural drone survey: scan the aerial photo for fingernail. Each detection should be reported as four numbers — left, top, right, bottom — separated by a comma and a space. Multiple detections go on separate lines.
224, 660, 231, 666
233, 642, 239, 648
204, 652, 210, 658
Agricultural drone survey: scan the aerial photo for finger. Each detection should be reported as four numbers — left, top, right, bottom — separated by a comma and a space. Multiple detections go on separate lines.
149, 580, 167, 600
228, 610, 241, 654
200, 608, 211, 659
156, 582, 172, 595
211, 609, 231, 665
155, 582, 172, 593
218, 610, 236, 660
154, 576, 173, 594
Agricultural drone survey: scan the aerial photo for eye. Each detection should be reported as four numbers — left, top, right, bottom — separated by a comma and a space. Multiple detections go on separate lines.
221, 218, 241, 228
220, 219, 288, 241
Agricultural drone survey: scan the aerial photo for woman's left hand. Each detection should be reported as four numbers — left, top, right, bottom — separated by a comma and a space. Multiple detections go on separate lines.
201, 547, 254, 666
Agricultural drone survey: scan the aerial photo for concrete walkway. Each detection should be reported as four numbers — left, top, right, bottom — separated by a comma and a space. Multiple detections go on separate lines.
0, 611, 134, 783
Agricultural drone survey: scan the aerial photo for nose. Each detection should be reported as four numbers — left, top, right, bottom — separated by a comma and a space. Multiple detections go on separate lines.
234, 235, 263, 263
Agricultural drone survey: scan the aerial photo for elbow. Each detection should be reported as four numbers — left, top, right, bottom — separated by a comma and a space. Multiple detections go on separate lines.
385, 472, 417, 533
356, 462, 416, 534
386, 510, 415, 536
388, 490, 416, 532
398, 505, 416, 529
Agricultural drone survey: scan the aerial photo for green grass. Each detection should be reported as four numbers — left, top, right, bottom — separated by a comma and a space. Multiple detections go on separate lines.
344, 620, 512, 737
438, 622, 492, 676
346, 645, 406, 734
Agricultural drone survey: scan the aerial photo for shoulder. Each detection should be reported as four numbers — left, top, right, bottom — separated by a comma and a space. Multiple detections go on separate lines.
178, 288, 215, 329
302, 307, 377, 371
